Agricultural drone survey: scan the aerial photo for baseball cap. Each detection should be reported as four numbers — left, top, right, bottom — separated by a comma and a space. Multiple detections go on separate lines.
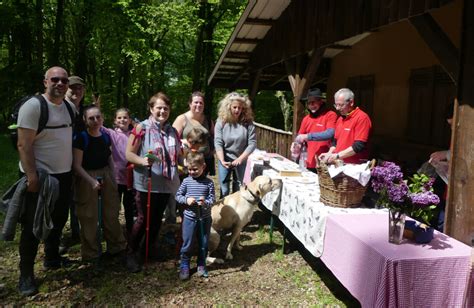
68, 76, 85, 86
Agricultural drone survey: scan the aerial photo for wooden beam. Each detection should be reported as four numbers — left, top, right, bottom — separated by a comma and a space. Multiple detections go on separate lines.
232, 66, 249, 86
297, 48, 325, 99
326, 44, 352, 50
226, 52, 252, 59
249, 69, 262, 104
234, 38, 262, 45
444, 0, 474, 245
244, 18, 274, 26
219, 68, 242, 73
409, 13, 459, 83
270, 74, 288, 87
221, 61, 246, 66
283, 49, 325, 135
284, 58, 298, 95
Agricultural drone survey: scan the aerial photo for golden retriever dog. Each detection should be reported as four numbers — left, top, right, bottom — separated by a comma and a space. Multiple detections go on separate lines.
207, 175, 282, 264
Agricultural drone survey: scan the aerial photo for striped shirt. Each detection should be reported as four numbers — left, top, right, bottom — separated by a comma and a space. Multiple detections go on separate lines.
175, 175, 215, 219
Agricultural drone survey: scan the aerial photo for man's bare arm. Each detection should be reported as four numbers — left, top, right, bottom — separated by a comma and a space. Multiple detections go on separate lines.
17, 127, 39, 192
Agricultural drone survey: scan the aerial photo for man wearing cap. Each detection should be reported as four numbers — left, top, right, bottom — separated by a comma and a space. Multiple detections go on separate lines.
58, 75, 86, 255
67, 76, 86, 133
295, 88, 337, 172
319, 88, 372, 164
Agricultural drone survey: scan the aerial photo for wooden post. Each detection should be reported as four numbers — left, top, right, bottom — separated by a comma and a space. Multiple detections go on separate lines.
444, 0, 474, 245
249, 69, 261, 105
286, 50, 324, 135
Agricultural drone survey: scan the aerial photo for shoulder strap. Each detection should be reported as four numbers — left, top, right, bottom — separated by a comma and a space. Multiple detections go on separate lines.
81, 131, 89, 150
63, 99, 75, 124
102, 132, 111, 147
41, 98, 75, 131
35, 95, 48, 135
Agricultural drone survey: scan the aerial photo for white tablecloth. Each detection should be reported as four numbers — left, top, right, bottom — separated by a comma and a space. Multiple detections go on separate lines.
260, 168, 383, 257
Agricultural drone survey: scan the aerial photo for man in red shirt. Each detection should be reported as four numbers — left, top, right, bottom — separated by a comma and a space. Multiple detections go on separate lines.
295, 88, 337, 172
319, 88, 371, 164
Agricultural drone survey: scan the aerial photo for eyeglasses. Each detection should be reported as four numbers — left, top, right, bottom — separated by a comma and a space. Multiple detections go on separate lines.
334, 99, 351, 109
88, 115, 102, 121
49, 77, 69, 84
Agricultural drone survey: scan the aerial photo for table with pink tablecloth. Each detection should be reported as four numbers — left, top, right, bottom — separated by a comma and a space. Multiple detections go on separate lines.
321, 213, 472, 307
244, 154, 473, 307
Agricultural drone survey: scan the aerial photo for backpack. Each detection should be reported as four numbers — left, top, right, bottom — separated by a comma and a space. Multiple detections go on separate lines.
9, 95, 75, 150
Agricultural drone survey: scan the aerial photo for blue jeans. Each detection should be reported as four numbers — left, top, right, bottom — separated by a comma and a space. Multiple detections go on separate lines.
180, 214, 211, 269
217, 160, 246, 198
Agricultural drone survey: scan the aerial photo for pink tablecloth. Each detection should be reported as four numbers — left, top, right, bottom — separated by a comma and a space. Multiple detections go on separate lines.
321, 213, 472, 308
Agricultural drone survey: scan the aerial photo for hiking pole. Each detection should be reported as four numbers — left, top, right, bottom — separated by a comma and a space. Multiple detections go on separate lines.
197, 197, 206, 263
96, 176, 103, 265
144, 151, 154, 267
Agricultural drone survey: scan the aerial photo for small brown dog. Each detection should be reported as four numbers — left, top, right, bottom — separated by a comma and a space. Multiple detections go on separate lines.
208, 175, 282, 263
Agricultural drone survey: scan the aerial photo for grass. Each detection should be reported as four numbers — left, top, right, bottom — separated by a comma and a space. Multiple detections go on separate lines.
0, 134, 19, 195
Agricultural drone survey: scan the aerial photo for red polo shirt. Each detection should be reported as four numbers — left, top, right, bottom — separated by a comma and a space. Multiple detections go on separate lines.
335, 107, 371, 164
298, 108, 337, 168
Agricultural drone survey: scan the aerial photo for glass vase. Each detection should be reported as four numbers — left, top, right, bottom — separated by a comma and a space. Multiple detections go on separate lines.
388, 209, 406, 244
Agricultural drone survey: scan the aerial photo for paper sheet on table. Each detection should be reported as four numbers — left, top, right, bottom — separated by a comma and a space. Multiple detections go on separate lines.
327, 161, 371, 186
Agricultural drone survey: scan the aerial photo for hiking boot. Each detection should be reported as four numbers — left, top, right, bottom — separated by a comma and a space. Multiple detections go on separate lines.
179, 268, 190, 280
43, 257, 73, 270
126, 253, 142, 273
18, 275, 38, 296
197, 266, 209, 278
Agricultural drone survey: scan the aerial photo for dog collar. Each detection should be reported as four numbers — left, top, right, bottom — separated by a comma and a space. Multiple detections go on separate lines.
243, 186, 260, 203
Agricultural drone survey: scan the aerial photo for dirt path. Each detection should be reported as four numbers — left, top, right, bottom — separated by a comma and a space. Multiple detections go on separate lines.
0, 206, 359, 306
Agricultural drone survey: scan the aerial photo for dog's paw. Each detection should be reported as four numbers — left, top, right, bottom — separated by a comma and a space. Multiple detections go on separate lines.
225, 252, 234, 260
206, 257, 224, 265
235, 244, 243, 250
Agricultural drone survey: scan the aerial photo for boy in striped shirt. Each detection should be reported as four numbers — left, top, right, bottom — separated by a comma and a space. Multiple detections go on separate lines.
175, 152, 215, 280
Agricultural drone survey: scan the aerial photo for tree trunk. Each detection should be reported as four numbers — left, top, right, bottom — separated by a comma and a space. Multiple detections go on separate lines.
192, 1, 206, 91
50, 0, 64, 65
35, 0, 43, 70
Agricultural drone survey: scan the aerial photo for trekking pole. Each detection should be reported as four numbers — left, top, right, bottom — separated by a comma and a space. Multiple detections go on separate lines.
96, 176, 103, 264
197, 197, 206, 262
144, 151, 154, 267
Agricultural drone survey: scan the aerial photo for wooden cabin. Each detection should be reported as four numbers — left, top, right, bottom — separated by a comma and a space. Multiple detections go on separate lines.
208, 0, 474, 244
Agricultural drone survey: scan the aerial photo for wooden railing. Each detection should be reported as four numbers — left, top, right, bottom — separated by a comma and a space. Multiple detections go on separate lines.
254, 122, 293, 158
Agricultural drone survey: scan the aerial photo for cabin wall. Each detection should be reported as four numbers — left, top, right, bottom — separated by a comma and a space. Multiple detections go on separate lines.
326, 0, 461, 142
327, 1, 461, 166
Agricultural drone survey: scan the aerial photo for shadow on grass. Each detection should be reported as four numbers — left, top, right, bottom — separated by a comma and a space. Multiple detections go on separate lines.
255, 205, 361, 308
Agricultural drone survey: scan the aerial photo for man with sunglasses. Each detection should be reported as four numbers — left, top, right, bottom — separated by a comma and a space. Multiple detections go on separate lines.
319, 88, 372, 164
294, 88, 337, 172
16, 66, 76, 296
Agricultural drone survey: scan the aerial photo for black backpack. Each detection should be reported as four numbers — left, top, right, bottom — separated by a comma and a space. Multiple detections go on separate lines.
9, 95, 75, 150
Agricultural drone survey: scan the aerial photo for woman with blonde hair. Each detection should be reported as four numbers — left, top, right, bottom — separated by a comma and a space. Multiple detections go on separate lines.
214, 92, 257, 197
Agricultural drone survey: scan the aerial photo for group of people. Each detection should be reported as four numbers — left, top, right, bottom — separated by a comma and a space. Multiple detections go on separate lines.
295, 87, 372, 170
11, 66, 257, 296
11, 63, 379, 296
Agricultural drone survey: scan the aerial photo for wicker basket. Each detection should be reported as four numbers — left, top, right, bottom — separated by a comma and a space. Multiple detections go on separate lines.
317, 161, 370, 208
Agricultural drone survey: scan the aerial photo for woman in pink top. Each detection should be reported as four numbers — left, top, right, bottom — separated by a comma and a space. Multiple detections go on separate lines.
101, 108, 136, 235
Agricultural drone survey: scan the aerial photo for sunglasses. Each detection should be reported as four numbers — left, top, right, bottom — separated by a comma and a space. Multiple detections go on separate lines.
49, 77, 69, 84
88, 115, 102, 121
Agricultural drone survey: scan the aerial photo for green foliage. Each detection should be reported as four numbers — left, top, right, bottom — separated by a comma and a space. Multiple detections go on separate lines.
0, 134, 19, 195
0, 1, 247, 130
